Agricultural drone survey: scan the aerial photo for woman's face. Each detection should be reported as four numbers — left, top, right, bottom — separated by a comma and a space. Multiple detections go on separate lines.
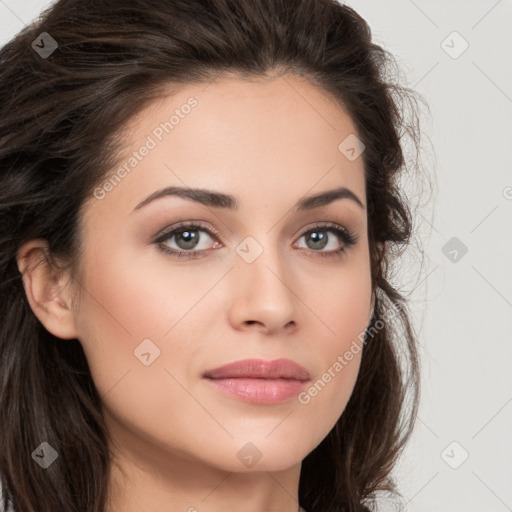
68, 73, 373, 475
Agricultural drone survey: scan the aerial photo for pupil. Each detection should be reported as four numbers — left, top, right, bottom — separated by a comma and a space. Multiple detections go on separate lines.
308, 231, 327, 249
177, 230, 198, 249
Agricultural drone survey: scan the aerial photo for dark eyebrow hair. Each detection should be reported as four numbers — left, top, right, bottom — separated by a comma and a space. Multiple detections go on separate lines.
131, 185, 365, 213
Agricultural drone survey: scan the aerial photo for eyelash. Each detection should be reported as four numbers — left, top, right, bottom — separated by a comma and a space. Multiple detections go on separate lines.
154, 221, 358, 260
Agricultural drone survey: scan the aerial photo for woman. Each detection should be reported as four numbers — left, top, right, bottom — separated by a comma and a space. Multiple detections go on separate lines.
0, 0, 427, 511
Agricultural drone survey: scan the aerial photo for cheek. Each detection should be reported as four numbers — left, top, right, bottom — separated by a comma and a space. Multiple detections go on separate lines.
72, 254, 205, 454
75, 235, 203, 345
72, 238, 216, 408
72, 245, 169, 394
297, 256, 371, 419
306, 251, 372, 347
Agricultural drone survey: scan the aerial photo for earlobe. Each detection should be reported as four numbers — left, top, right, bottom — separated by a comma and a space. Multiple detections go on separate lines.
16, 239, 79, 340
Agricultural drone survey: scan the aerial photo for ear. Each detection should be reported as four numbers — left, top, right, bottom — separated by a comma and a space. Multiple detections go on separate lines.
16, 239, 79, 340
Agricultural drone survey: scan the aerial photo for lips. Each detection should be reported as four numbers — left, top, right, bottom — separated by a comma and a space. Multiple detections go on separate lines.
202, 358, 311, 405
203, 358, 310, 381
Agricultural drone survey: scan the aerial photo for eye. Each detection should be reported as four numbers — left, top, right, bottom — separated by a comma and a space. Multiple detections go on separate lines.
154, 222, 221, 260
153, 221, 358, 260
293, 222, 358, 259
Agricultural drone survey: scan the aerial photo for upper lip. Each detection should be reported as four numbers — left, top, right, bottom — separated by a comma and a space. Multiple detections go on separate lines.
203, 358, 310, 381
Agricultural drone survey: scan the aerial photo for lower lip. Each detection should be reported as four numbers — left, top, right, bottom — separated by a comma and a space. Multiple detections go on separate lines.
203, 377, 309, 404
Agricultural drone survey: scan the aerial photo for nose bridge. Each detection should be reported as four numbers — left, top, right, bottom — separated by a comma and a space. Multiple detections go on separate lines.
228, 233, 297, 331
237, 233, 293, 300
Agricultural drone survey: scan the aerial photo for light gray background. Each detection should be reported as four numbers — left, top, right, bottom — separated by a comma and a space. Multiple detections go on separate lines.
1, 1, 511, 511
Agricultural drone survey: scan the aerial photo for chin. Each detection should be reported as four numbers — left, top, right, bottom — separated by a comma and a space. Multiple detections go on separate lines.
216, 435, 311, 473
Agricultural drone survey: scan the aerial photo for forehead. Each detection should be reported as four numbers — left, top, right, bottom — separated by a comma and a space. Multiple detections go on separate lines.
83, 72, 366, 220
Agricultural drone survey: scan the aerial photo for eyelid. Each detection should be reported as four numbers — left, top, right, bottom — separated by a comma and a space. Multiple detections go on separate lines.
153, 220, 220, 242
293, 221, 357, 242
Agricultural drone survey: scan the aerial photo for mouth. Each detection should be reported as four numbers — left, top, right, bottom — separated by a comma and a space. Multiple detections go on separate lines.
202, 358, 311, 405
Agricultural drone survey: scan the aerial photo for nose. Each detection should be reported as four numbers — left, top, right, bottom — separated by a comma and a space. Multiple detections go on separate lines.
227, 243, 298, 335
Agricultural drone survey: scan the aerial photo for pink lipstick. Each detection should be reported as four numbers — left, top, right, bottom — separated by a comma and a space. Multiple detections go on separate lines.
202, 358, 310, 405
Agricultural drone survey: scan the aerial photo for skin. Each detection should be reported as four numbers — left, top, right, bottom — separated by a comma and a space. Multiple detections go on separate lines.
17, 72, 374, 512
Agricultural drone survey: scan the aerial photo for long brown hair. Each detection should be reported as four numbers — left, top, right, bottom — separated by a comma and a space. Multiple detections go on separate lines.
0, 1, 428, 511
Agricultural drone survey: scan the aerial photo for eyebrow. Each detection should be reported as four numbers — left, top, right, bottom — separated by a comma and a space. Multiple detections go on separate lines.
132, 185, 365, 213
